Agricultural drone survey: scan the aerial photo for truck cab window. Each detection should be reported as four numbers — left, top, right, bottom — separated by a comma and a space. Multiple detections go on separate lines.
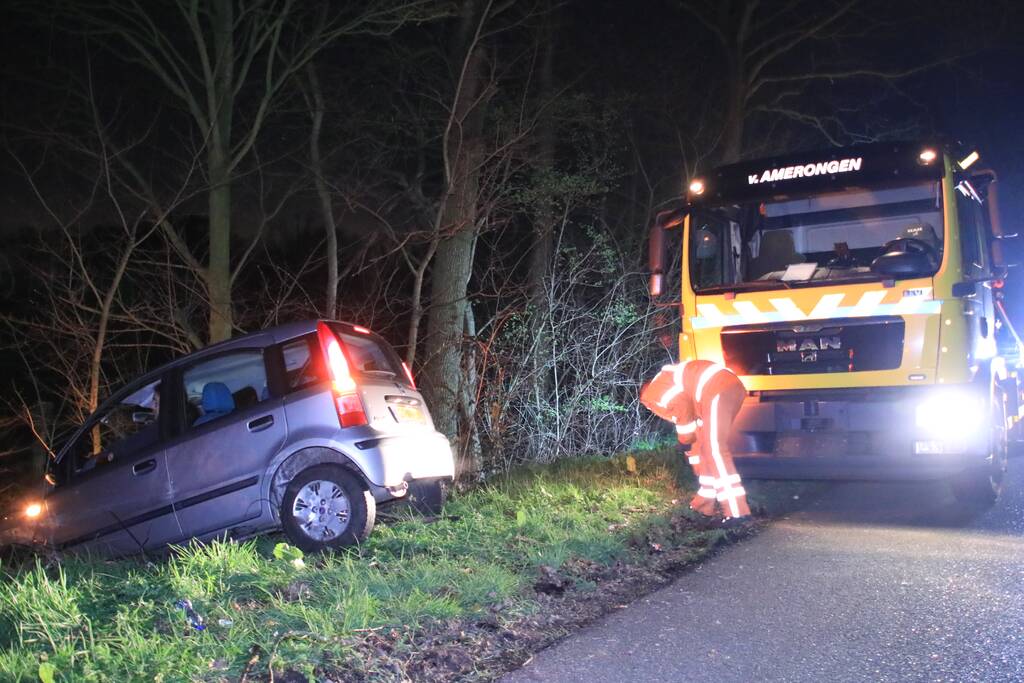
689, 181, 944, 291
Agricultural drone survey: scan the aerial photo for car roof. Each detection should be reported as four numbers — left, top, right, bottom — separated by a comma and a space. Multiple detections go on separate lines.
126, 319, 360, 388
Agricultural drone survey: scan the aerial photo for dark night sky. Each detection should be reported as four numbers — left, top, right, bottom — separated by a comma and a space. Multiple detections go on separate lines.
1, 0, 1023, 289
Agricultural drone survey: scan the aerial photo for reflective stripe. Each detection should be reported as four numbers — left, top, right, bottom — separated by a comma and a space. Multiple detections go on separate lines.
808, 292, 845, 319
717, 473, 742, 486
657, 362, 689, 408
733, 300, 768, 324
850, 290, 886, 317
676, 420, 699, 434
694, 364, 724, 403
769, 297, 806, 321
717, 486, 746, 502
698, 475, 717, 486
687, 455, 701, 465
696, 303, 728, 327
697, 488, 717, 499
708, 394, 740, 518
690, 291, 942, 330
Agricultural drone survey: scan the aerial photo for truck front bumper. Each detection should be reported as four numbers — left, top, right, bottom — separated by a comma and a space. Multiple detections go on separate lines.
730, 386, 992, 481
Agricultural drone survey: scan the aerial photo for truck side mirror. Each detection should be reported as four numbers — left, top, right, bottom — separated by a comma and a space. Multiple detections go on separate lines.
870, 250, 933, 278
952, 281, 977, 297
648, 209, 685, 297
648, 218, 666, 297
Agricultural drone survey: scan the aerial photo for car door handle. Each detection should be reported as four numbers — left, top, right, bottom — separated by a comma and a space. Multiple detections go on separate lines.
247, 415, 274, 432
133, 459, 157, 476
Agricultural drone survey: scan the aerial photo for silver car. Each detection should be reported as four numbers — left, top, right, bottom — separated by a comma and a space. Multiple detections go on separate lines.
7, 320, 455, 555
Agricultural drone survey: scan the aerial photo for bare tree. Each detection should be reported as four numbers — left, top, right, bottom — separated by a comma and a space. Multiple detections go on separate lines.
677, 0, 960, 163
55, 0, 449, 342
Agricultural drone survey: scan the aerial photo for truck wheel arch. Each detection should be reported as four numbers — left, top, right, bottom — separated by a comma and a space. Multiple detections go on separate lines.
268, 447, 370, 522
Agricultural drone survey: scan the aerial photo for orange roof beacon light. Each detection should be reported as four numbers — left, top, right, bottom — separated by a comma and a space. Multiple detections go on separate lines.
688, 179, 705, 195
918, 148, 937, 164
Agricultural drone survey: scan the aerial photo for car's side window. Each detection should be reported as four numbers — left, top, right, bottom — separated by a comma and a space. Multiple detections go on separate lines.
66, 378, 164, 476
278, 335, 327, 394
181, 350, 270, 429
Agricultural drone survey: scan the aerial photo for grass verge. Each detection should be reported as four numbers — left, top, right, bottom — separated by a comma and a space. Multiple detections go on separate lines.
0, 450, 810, 682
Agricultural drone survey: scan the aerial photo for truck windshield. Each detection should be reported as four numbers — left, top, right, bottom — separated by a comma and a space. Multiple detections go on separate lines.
689, 180, 944, 292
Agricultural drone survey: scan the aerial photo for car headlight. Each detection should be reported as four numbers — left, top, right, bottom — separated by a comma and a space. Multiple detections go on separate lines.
24, 502, 42, 519
915, 391, 985, 440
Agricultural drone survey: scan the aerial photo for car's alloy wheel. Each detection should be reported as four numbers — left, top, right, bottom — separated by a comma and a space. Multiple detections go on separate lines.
281, 464, 375, 552
292, 479, 351, 540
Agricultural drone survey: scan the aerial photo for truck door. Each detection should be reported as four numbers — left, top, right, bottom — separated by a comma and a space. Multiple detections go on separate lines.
955, 186, 996, 363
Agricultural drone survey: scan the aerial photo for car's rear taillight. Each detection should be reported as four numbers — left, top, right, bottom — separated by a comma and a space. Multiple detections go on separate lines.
402, 361, 416, 389
317, 322, 368, 428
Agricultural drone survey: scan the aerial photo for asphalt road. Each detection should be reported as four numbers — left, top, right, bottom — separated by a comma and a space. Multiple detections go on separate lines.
501, 463, 1024, 683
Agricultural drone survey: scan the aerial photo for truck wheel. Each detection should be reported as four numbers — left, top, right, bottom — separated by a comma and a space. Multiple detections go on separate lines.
951, 389, 1008, 508
281, 465, 375, 553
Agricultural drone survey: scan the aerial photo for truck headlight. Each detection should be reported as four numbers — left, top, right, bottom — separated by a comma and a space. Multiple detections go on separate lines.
915, 391, 985, 440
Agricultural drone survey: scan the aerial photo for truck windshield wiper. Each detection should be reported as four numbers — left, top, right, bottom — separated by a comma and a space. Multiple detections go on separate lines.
696, 280, 792, 294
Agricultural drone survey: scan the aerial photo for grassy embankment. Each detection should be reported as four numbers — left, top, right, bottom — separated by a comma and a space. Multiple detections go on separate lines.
0, 449, 797, 681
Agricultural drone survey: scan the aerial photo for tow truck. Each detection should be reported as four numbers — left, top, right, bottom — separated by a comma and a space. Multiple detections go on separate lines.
648, 141, 1021, 505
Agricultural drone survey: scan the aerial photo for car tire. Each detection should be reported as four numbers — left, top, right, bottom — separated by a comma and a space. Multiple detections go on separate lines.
951, 388, 1008, 509
280, 464, 375, 553
405, 477, 450, 516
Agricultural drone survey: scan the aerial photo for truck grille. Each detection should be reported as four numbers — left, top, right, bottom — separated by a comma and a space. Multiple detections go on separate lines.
721, 316, 904, 375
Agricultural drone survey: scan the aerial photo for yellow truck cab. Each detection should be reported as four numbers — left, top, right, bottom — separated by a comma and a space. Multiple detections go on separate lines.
649, 142, 1021, 506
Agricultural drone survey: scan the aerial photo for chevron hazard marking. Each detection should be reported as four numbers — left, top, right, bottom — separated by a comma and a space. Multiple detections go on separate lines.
849, 290, 887, 317
733, 300, 769, 324
690, 289, 939, 330
808, 293, 845, 318
696, 303, 727, 327
770, 298, 807, 321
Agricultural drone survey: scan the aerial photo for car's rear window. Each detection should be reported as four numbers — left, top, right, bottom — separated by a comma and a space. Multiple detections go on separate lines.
277, 327, 410, 394
329, 324, 408, 385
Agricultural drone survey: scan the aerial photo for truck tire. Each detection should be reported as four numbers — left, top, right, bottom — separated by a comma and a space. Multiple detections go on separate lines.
951, 388, 1008, 508
281, 464, 375, 553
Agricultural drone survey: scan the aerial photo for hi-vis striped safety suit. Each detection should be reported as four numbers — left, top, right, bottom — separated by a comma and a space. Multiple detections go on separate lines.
640, 360, 751, 519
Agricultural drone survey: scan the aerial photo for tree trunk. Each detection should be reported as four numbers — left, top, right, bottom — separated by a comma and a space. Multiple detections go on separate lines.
422, 0, 488, 475
207, 167, 233, 342
719, 67, 746, 164
424, 213, 478, 463
207, 0, 235, 343
527, 14, 557, 407
307, 63, 339, 318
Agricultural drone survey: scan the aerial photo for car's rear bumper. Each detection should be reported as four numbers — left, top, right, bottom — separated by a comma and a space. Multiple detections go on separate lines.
359, 430, 456, 487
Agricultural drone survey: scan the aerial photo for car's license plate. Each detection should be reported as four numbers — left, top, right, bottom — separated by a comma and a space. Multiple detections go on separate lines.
394, 405, 425, 423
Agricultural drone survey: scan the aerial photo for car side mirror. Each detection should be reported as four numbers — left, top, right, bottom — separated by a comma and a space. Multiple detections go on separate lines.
870, 251, 933, 278
132, 410, 155, 425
